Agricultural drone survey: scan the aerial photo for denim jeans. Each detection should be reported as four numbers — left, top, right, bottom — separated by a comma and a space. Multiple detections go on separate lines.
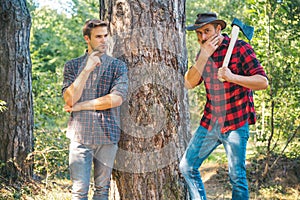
179, 122, 249, 200
69, 141, 118, 200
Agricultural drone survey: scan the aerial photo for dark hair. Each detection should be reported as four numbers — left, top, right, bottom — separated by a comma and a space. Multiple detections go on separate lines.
82, 19, 108, 38
212, 23, 220, 29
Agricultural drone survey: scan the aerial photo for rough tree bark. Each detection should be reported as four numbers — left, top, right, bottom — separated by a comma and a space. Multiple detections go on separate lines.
0, 0, 33, 181
100, 0, 190, 199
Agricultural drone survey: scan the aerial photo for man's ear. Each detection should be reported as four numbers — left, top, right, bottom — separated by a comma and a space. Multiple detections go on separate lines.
84, 35, 90, 43
216, 24, 222, 34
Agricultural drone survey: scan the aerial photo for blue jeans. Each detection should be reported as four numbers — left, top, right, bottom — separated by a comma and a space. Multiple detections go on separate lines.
179, 122, 249, 200
69, 141, 118, 200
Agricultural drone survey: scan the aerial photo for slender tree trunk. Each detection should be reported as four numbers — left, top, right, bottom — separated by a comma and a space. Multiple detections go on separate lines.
100, 0, 190, 199
0, 0, 33, 181
263, 89, 274, 178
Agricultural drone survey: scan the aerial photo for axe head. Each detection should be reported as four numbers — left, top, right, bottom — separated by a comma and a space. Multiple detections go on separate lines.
232, 18, 254, 41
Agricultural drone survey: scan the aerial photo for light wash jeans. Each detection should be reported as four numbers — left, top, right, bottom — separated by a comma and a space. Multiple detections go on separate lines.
179, 122, 249, 200
69, 141, 118, 200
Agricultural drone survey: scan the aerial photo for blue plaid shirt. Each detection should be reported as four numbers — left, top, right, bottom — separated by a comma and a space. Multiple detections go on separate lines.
62, 53, 128, 145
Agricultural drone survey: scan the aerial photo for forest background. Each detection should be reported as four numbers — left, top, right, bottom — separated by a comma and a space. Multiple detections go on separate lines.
0, 0, 299, 199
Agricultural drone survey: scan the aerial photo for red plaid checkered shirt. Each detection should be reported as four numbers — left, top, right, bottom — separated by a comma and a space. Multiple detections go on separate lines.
195, 34, 267, 133
62, 53, 128, 144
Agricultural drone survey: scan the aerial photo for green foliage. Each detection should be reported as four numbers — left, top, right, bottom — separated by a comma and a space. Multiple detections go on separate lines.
0, 100, 7, 112
33, 129, 69, 179
28, 0, 100, 179
247, 0, 300, 157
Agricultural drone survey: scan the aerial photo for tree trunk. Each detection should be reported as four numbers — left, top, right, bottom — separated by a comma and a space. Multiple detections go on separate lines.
100, 0, 190, 199
0, 0, 33, 182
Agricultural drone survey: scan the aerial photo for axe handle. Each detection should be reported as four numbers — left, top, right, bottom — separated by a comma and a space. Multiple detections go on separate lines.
219, 25, 240, 82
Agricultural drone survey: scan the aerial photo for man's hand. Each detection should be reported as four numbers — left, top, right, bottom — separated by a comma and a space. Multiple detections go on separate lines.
84, 51, 102, 73
64, 103, 83, 112
63, 50, 103, 107
185, 34, 222, 89
199, 34, 221, 58
217, 66, 235, 82
64, 104, 73, 112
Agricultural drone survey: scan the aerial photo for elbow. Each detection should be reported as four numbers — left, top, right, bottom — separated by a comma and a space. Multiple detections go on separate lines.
254, 77, 269, 90
65, 100, 74, 107
115, 97, 123, 107
63, 92, 75, 107
112, 95, 123, 107
184, 79, 196, 90
251, 75, 269, 90
184, 83, 194, 90
63, 85, 78, 107
261, 77, 269, 90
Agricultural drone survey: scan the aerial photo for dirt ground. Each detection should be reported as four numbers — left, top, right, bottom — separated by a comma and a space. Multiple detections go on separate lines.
0, 156, 299, 200
201, 157, 300, 200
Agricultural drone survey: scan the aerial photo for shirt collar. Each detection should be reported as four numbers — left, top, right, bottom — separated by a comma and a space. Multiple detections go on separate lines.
220, 34, 230, 48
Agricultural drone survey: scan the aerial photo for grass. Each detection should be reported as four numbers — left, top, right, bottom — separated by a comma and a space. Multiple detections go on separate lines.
0, 178, 72, 200
0, 124, 299, 199
1, 149, 298, 200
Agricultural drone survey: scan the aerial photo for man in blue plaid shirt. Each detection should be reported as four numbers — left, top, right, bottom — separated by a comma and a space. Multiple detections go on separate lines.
62, 19, 128, 200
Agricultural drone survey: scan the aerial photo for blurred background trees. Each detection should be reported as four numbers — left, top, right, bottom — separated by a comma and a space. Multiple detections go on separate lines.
0, 0, 298, 199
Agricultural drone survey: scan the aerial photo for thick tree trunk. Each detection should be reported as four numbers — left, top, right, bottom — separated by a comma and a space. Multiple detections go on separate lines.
0, 0, 33, 181
100, 0, 190, 199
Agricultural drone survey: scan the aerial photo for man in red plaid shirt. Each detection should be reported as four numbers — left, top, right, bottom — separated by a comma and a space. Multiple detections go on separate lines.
179, 13, 268, 200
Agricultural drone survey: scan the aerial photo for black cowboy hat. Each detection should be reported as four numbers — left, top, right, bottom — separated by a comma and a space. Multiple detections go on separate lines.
186, 12, 226, 31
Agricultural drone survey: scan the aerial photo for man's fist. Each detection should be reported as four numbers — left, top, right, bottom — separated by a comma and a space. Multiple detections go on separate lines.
85, 51, 102, 73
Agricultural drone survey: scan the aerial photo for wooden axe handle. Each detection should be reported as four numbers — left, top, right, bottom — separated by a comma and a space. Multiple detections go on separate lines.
218, 25, 240, 82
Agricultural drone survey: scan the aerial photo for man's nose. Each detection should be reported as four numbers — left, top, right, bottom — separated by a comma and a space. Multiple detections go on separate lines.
197, 33, 206, 41
100, 36, 106, 42
201, 33, 207, 41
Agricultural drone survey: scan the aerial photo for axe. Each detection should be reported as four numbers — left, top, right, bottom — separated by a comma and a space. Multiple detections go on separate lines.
218, 18, 254, 82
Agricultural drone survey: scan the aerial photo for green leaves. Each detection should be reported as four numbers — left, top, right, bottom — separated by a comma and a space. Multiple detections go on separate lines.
29, 0, 100, 179
0, 100, 7, 112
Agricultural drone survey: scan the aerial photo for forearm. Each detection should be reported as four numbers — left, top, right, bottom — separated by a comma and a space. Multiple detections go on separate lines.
231, 74, 268, 90
63, 69, 91, 106
184, 55, 208, 89
71, 94, 123, 111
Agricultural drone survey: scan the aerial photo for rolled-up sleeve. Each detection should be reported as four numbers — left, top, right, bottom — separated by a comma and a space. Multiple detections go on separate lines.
240, 43, 267, 78
110, 60, 128, 101
62, 61, 75, 95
